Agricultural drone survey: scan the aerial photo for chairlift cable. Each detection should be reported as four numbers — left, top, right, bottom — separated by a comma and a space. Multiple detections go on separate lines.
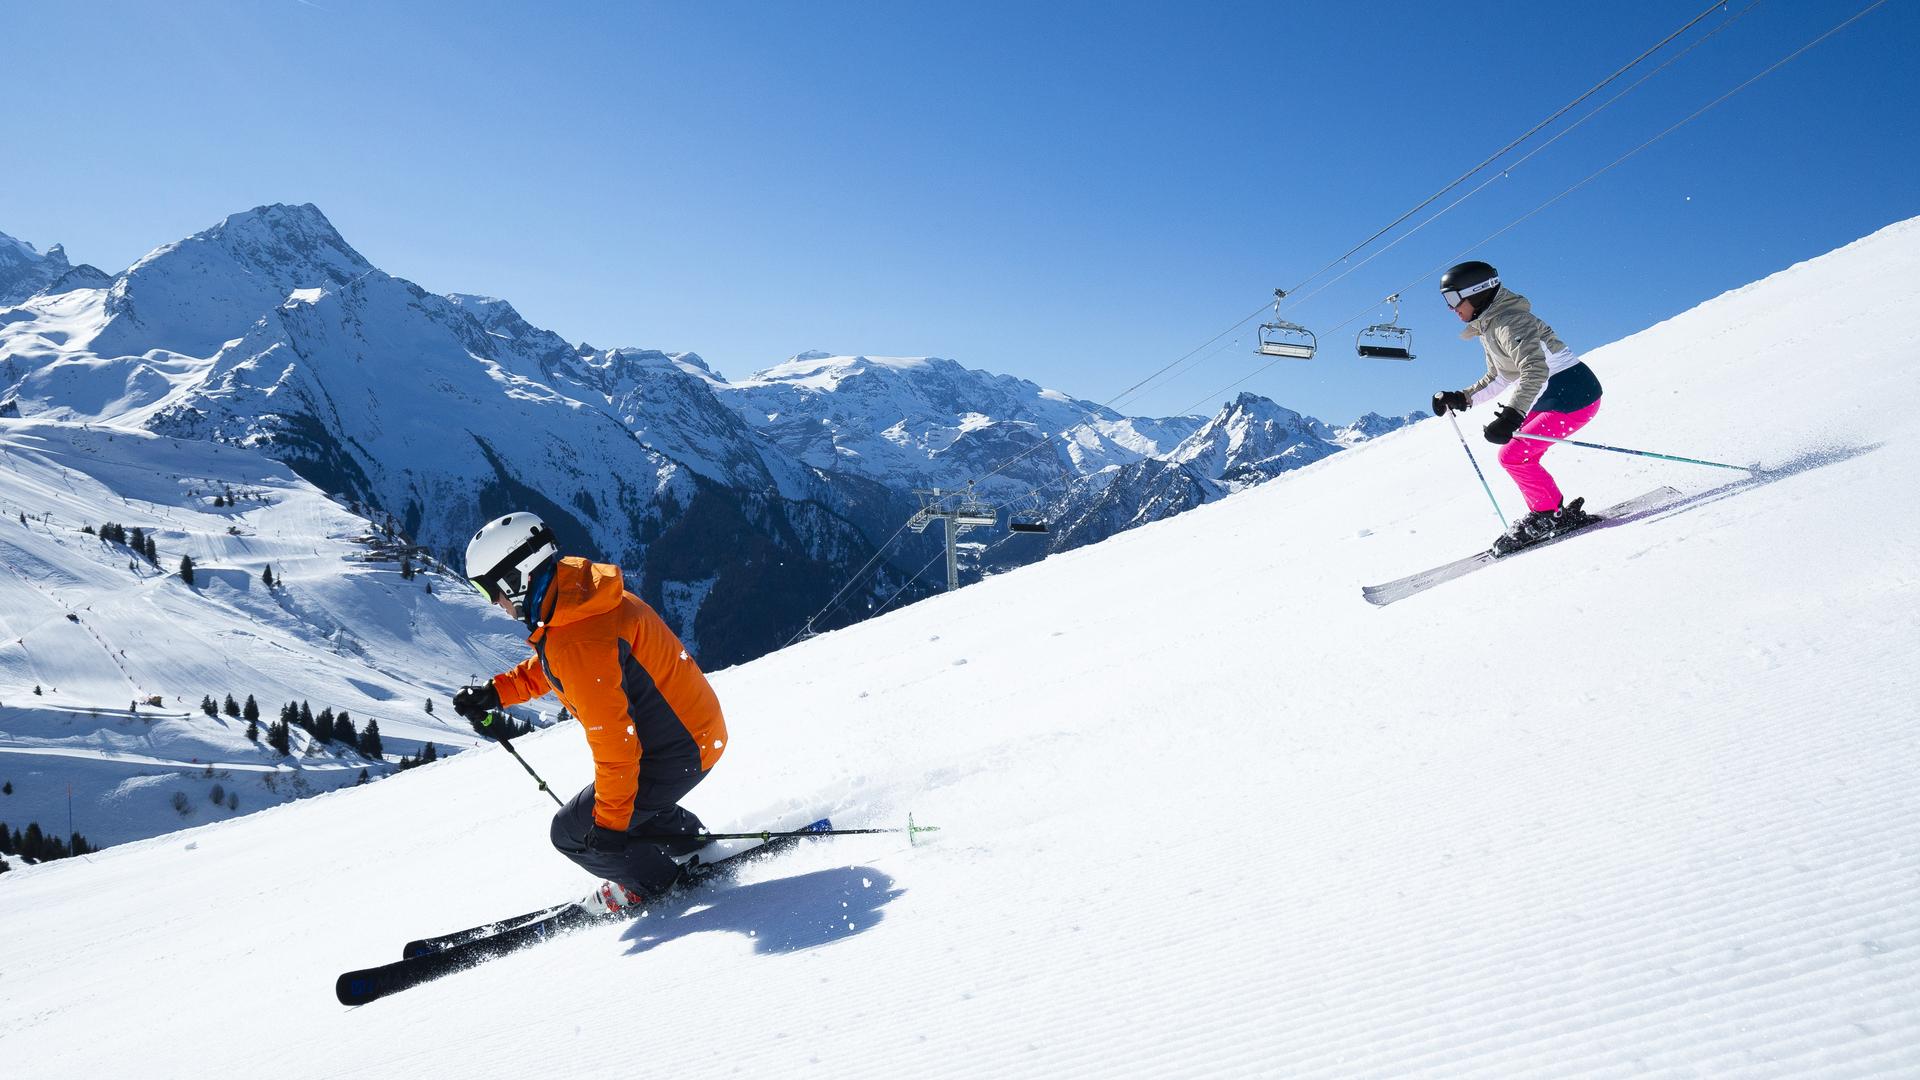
1201, 0, 1893, 417
1283, 0, 1761, 317
1324, 0, 1892, 344
783, 515, 920, 648
781, 0, 1875, 626
1281, 0, 1736, 301
868, 548, 951, 622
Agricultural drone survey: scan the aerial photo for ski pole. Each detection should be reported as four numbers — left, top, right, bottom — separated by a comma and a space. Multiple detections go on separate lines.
1511, 432, 1750, 472
636, 813, 943, 846
1448, 410, 1507, 529
480, 712, 563, 807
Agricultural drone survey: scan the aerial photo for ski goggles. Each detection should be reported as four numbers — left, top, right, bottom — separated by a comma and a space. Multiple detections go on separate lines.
1441, 277, 1500, 308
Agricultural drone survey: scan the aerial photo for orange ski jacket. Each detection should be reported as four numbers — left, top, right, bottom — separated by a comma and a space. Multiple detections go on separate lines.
489, 557, 727, 831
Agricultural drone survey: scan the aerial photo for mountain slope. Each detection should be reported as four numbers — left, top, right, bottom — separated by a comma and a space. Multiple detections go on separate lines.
0, 420, 528, 850
3, 217, 1915, 1076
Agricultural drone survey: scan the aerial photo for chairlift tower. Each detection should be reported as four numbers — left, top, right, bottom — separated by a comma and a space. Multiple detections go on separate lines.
908, 486, 998, 592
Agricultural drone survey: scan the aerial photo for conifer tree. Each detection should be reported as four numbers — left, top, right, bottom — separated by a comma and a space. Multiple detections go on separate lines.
356, 768, 370, 786
201, 695, 217, 717
336, 712, 356, 747
267, 719, 292, 756
421, 742, 437, 764
243, 694, 259, 723
223, 694, 239, 717
298, 701, 314, 733
2, 780, 10, 795
424, 698, 434, 715
143, 534, 157, 563
246, 716, 260, 743
262, 565, 275, 589
179, 554, 195, 585
358, 718, 383, 759
400, 556, 414, 580
315, 707, 335, 743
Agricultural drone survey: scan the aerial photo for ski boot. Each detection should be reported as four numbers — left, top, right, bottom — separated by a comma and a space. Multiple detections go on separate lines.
1490, 508, 1558, 557
1553, 496, 1599, 533
581, 879, 658, 917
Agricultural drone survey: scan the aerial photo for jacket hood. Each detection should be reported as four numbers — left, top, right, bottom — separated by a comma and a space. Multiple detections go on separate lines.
1461, 288, 1532, 340
532, 556, 626, 631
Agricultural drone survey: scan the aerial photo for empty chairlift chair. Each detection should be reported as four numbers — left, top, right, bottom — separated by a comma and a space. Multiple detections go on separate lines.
1008, 495, 1050, 534
1355, 294, 1415, 360
1256, 289, 1317, 360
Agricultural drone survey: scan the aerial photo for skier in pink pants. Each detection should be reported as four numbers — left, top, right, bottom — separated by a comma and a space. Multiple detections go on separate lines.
1429, 261, 1604, 555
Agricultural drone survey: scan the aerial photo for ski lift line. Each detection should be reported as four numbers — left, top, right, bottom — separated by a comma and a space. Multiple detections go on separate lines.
1281, 0, 1735, 301
782, 514, 921, 649
1282, 0, 1763, 319
1188, 0, 1891, 420
1108, 323, 1257, 413
868, 547, 949, 622
1102, 299, 1276, 408
1327, 0, 1892, 345
792, 2, 1852, 624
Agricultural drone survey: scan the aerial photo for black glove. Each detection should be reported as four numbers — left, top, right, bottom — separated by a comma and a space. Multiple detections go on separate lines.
1431, 390, 1470, 416
585, 825, 629, 855
452, 682, 501, 726
1482, 404, 1525, 445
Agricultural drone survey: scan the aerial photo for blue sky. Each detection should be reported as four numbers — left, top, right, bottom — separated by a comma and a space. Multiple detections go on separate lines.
5, 0, 1916, 423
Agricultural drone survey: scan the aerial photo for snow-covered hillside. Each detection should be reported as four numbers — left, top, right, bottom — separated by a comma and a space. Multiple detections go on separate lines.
0, 422, 526, 849
4, 216, 1916, 1078
0, 207, 1415, 664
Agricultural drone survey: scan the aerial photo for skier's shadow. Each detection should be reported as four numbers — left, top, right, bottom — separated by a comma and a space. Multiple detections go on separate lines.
617, 866, 902, 957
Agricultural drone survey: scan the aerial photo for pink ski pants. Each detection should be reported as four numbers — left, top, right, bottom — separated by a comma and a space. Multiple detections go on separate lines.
1498, 399, 1602, 513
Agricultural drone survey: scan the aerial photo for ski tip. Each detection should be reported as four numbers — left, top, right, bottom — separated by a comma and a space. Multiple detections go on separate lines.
336, 971, 377, 1007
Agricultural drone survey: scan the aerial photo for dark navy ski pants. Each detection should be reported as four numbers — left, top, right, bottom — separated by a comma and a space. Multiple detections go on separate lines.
550, 765, 709, 894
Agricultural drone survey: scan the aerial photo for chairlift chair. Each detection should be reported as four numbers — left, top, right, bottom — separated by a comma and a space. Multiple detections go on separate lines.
1256, 289, 1317, 360
1355, 294, 1415, 361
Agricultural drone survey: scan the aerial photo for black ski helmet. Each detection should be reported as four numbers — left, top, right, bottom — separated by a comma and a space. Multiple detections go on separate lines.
1440, 260, 1501, 315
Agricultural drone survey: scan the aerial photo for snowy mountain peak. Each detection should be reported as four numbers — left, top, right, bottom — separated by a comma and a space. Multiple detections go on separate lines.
1167, 391, 1333, 487
0, 230, 79, 307
93, 203, 375, 359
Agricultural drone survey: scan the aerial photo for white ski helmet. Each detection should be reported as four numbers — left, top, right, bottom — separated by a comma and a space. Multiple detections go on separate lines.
465, 512, 559, 609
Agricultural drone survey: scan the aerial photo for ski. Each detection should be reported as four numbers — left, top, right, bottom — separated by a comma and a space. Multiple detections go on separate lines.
1361, 486, 1682, 607
338, 818, 832, 1006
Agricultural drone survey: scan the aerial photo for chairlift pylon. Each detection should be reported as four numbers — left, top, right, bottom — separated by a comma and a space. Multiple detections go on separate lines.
1256, 289, 1317, 360
1355, 293, 1415, 361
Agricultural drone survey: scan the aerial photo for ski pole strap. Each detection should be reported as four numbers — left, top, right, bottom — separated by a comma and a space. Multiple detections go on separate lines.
1511, 432, 1750, 472
1449, 410, 1507, 528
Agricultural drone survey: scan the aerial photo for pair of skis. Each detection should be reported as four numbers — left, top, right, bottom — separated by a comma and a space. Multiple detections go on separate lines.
1361, 486, 1683, 606
335, 818, 834, 1006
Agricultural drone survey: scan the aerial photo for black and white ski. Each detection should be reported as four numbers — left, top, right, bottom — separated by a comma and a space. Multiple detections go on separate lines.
1361, 486, 1682, 607
337, 818, 832, 1006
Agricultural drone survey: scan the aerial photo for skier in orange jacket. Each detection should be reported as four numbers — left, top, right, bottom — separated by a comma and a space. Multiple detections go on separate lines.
453, 512, 727, 913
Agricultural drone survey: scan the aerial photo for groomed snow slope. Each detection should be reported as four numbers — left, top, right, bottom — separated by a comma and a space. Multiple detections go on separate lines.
4, 218, 1918, 1078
